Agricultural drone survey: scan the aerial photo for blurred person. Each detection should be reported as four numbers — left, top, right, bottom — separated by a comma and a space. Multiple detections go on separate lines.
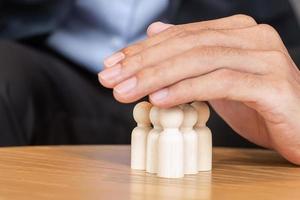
1, 0, 300, 163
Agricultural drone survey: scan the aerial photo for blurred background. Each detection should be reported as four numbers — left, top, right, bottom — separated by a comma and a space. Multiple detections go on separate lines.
0, 0, 300, 147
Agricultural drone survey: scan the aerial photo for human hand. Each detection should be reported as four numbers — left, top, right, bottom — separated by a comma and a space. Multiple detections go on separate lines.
98, 15, 300, 164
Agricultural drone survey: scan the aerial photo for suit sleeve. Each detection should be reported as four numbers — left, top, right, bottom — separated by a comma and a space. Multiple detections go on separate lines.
0, 0, 74, 39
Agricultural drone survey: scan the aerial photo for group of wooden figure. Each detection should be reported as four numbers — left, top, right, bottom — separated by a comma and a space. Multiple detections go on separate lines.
131, 101, 212, 179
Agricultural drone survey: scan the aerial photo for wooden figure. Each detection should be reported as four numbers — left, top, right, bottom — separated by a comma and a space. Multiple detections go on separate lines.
157, 106, 184, 178
131, 101, 152, 170
146, 106, 162, 173
180, 104, 198, 174
191, 102, 212, 171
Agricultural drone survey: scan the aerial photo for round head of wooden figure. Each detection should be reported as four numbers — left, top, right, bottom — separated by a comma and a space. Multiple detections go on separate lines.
180, 104, 198, 129
159, 106, 184, 129
133, 101, 152, 125
191, 102, 210, 127
149, 106, 160, 127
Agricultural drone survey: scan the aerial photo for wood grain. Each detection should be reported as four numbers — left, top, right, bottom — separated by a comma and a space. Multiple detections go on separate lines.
0, 145, 299, 200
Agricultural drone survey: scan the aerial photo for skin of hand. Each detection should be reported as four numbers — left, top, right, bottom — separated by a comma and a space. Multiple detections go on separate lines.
98, 15, 300, 165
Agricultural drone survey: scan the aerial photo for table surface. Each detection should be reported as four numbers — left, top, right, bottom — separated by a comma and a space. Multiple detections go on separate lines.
0, 145, 299, 200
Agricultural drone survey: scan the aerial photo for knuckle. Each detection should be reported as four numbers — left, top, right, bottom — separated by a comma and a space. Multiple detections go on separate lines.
269, 79, 291, 99
121, 53, 145, 71
262, 50, 295, 82
263, 50, 290, 75
122, 47, 134, 56
120, 58, 129, 69
183, 78, 196, 91
136, 67, 163, 90
217, 69, 260, 96
214, 69, 235, 98
136, 69, 146, 80
122, 43, 144, 56
150, 65, 166, 79
258, 23, 276, 32
257, 24, 280, 38
257, 24, 286, 49
267, 50, 289, 64
217, 68, 235, 80
137, 67, 153, 82
138, 61, 173, 84
243, 73, 261, 88
134, 53, 145, 67
216, 68, 235, 84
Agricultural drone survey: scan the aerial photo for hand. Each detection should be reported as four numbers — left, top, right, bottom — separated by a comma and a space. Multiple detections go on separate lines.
98, 15, 300, 164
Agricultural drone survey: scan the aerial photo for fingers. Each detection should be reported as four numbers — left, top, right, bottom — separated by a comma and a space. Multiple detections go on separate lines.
148, 69, 275, 149
122, 14, 257, 56
101, 30, 230, 87
149, 69, 266, 107
99, 24, 285, 88
111, 47, 277, 103
103, 14, 257, 68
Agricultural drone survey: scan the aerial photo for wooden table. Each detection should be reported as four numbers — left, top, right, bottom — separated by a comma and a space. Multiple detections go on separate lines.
0, 145, 299, 200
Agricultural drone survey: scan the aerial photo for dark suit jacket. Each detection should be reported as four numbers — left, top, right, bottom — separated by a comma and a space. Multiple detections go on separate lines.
1, 0, 299, 45
0, 0, 300, 147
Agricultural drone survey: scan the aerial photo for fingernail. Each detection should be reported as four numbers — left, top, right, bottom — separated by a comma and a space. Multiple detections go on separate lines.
148, 22, 173, 35
104, 52, 125, 67
114, 77, 137, 94
99, 64, 121, 81
150, 88, 169, 101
